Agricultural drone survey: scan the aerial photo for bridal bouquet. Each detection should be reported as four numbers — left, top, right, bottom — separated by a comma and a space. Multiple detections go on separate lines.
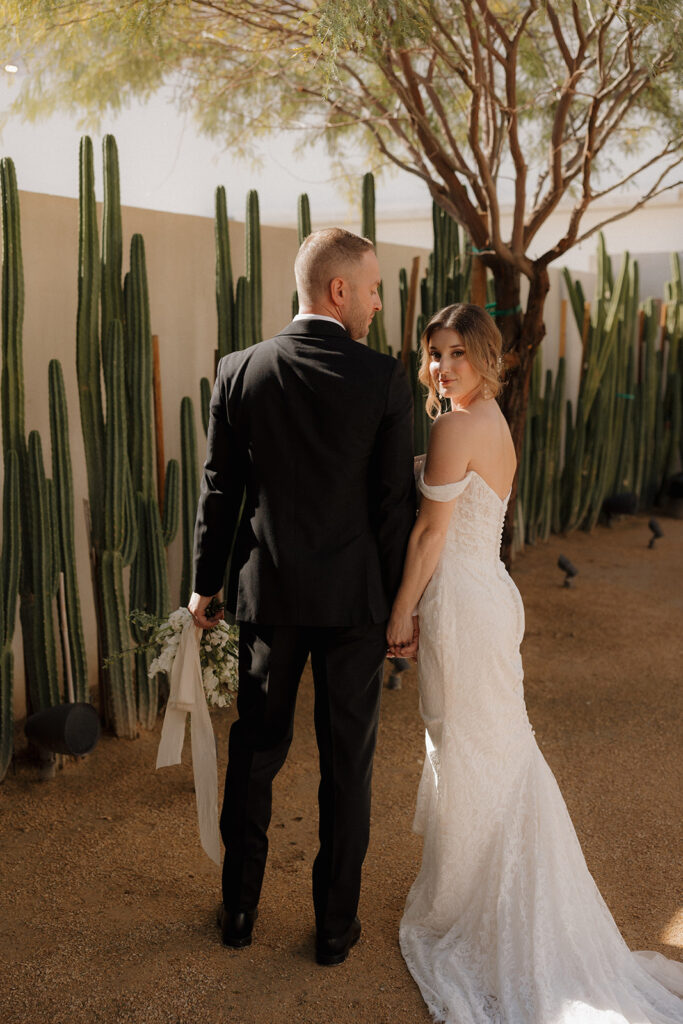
131, 607, 239, 708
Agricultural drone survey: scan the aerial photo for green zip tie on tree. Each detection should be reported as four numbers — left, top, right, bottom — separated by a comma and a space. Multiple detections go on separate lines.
617, 393, 635, 399
485, 302, 523, 318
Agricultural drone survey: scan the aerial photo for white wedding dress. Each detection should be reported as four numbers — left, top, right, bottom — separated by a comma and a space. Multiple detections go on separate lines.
400, 468, 683, 1024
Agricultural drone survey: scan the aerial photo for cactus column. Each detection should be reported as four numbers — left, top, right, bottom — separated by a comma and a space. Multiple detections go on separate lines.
48, 359, 89, 702
2, 156, 65, 720
215, 186, 235, 358
361, 173, 389, 354
179, 396, 200, 608
0, 451, 20, 781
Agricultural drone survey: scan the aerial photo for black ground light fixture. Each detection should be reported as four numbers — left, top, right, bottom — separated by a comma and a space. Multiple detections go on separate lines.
24, 572, 101, 778
25, 702, 100, 756
558, 555, 578, 588
648, 518, 663, 549
602, 492, 637, 525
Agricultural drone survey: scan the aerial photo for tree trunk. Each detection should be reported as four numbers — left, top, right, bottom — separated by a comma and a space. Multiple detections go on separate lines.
495, 264, 550, 565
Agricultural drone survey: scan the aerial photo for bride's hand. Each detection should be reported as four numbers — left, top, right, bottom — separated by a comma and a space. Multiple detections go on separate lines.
387, 609, 419, 659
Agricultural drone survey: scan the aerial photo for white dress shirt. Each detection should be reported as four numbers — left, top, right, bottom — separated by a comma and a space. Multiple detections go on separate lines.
293, 312, 346, 330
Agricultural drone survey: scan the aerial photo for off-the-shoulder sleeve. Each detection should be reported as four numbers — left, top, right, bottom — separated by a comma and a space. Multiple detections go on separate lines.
418, 468, 473, 502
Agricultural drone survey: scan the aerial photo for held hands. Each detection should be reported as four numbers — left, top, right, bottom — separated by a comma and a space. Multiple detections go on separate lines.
188, 592, 225, 630
386, 609, 419, 660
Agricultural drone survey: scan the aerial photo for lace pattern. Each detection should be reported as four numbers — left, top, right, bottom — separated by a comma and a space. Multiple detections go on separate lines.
401, 469, 683, 1023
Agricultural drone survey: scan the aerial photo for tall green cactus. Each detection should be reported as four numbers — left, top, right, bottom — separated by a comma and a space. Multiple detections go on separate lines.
101, 135, 124, 341
215, 186, 235, 358
180, 396, 200, 607
76, 137, 106, 548
214, 187, 263, 351
1, 156, 63, 721
101, 319, 136, 735
246, 190, 262, 347
0, 450, 20, 781
48, 359, 88, 702
518, 236, 682, 544
23, 431, 60, 712
361, 173, 389, 354
162, 458, 180, 546
77, 133, 179, 732
1, 158, 25, 467
124, 234, 155, 498
292, 193, 312, 316
298, 194, 311, 244
200, 376, 211, 436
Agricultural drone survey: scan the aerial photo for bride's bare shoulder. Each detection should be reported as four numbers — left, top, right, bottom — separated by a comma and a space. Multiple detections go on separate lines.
424, 411, 472, 484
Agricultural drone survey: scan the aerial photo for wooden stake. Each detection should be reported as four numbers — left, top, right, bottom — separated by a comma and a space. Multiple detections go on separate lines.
559, 298, 567, 360
401, 256, 420, 372
152, 334, 165, 516
659, 300, 668, 350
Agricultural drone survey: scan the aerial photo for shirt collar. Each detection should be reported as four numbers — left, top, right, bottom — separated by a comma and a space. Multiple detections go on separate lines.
293, 312, 346, 330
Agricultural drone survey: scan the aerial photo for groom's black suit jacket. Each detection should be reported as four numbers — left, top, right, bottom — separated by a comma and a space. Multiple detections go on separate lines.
193, 318, 415, 625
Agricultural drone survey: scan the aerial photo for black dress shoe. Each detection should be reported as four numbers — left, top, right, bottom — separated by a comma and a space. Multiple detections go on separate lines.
315, 916, 361, 966
216, 904, 258, 948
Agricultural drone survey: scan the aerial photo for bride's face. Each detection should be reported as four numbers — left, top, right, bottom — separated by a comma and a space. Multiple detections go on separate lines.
428, 329, 482, 406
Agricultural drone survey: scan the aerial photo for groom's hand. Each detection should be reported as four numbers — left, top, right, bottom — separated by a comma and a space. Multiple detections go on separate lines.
386, 612, 419, 660
188, 592, 224, 629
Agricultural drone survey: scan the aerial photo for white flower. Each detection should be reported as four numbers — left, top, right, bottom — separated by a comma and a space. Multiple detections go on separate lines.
140, 606, 239, 710
168, 608, 191, 631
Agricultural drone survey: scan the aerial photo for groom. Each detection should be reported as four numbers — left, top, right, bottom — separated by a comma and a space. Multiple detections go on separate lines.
189, 228, 416, 965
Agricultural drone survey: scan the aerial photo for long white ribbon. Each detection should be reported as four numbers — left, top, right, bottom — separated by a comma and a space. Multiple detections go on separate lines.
156, 619, 221, 865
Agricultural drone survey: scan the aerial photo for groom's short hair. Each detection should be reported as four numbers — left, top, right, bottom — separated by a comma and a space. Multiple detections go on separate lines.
295, 228, 375, 305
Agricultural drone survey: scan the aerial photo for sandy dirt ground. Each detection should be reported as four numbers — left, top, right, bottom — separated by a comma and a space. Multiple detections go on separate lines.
1, 514, 682, 1024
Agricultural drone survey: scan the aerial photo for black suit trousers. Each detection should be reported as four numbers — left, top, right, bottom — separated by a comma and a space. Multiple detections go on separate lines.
220, 620, 387, 936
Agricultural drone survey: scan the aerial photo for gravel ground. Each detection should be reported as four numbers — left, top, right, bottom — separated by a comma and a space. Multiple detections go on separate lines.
1, 514, 681, 1024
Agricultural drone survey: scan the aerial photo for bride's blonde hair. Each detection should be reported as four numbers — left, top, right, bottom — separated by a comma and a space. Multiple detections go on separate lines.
419, 304, 504, 419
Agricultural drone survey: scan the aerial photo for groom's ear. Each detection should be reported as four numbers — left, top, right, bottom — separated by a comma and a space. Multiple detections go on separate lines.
329, 275, 346, 304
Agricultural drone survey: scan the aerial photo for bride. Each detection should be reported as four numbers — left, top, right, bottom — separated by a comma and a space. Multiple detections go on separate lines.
386, 304, 683, 1024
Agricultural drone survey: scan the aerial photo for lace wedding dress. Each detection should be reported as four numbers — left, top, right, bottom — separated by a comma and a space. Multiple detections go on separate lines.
400, 468, 683, 1024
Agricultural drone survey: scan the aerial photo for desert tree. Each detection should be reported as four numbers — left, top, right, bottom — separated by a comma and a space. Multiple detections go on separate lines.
1, 0, 681, 547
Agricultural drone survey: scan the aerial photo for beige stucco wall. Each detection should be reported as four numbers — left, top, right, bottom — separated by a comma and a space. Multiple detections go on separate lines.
5, 191, 430, 719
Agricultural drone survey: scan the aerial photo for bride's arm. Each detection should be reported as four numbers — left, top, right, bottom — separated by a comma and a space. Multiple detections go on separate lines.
386, 495, 455, 652
386, 413, 470, 654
